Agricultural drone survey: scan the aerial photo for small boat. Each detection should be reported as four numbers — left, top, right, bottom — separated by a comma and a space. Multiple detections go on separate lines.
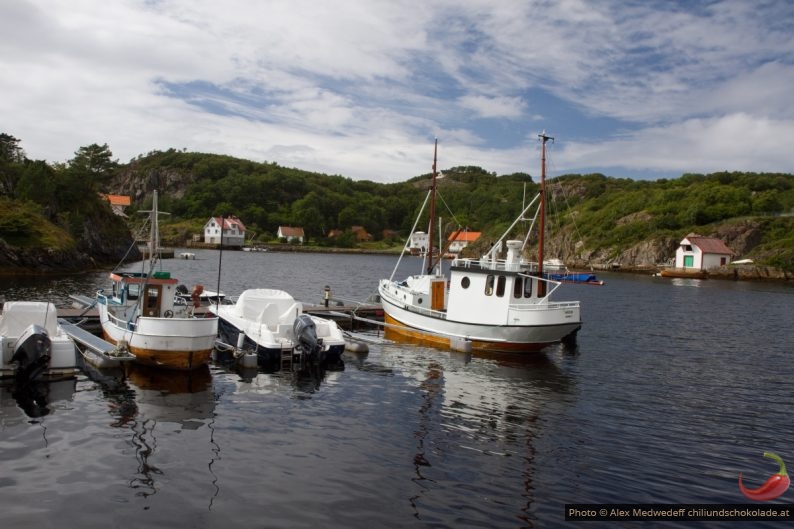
178, 252, 196, 259
659, 267, 708, 279
175, 284, 226, 307
378, 135, 582, 353
210, 288, 346, 366
95, 191, 219, 370
0, 301, 79, 382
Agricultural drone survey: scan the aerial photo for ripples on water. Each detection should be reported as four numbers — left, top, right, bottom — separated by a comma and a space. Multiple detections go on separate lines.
1, 251, 794, 528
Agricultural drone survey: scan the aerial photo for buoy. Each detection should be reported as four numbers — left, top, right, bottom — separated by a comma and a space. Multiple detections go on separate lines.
450, 336, 472, 353
345, 340, 369, 354
241, 352, 257, 368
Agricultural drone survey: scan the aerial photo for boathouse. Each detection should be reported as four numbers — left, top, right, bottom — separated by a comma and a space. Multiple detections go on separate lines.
674, 234, 733, 270
204, 216, 246, 247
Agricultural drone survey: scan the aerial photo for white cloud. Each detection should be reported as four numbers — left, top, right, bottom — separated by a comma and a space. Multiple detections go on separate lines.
0, 0, 792, 182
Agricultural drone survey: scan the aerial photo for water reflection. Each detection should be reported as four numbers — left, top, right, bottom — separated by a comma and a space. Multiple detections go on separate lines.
1, 377, 77, 419
220, 355, 345, 397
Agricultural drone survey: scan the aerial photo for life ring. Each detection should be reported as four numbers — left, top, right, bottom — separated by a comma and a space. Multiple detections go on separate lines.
164, 310, 174, 318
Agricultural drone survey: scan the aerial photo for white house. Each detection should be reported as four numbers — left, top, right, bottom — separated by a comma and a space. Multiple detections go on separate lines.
410, 231, 429, 254
674, 234, 733, 270
277, 226, 305, 243
203, 216, 246, 247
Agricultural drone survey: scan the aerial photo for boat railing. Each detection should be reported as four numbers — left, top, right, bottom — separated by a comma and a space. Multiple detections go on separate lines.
508, 300, 580, 311
404, 303, 447, 320
451, 257, 540, 273
106, 310, 138, 331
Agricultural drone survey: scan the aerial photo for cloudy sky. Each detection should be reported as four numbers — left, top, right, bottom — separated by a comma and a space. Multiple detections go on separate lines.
1, 0, 792, 182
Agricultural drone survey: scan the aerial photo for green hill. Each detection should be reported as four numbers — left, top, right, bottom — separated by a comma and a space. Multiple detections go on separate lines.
1, 133, 792, 273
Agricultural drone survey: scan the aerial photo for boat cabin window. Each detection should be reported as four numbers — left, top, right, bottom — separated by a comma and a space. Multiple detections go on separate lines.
127, 284, 140, 300
513, 277, 523, 298
485, 275, 494, 296
146, 287, 159, 309
496, 276, 506, 297
461, 277, 470, 289
524, 277, 533, 298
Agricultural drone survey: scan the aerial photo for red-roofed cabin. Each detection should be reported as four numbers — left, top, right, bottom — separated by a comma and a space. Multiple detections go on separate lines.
674, 234, 733, 270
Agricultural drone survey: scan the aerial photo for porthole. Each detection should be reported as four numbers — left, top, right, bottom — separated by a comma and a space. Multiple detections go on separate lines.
418, 298, 423, 305
461, 277, 470, 289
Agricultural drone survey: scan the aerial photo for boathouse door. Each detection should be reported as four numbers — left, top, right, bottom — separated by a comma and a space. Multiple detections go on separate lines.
684, 255, 694, 268
143, 285, 162, 317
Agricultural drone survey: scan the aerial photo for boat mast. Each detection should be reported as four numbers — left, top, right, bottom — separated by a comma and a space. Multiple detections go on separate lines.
150, 190, 160, 271
425, 138, 438, 275
537, 132, 553, 295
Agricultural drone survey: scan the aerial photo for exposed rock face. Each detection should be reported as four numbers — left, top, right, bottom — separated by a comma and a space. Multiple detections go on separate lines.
712, 220, 764, 256
112, 166, 195, 202
75, 213, 142, 265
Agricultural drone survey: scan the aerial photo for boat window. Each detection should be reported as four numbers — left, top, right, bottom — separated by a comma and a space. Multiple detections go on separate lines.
127, 284, 140, 300
513, 277, 522, 298
147, 287, 159, 309
524, 277, 533, 298
496, 276, 506, 297
461, 276, 470, 289
485, 275, 494, 296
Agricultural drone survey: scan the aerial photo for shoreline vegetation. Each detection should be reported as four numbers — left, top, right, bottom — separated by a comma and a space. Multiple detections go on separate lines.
1, 135, 792, 282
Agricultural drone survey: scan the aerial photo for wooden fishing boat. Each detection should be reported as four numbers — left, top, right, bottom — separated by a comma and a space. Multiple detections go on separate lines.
95, 191, 218, 370
378, 135, 582, 353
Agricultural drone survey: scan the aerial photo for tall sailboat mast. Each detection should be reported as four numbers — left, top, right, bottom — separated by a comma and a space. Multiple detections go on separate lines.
425, 139, 438, 275
537, 132, 553, 295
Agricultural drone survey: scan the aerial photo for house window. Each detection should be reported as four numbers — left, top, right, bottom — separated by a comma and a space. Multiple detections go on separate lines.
720, 257, 727, 265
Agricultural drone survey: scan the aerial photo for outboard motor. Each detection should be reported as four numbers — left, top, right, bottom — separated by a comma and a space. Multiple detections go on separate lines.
293, 314, 324, 362
11, 324, 52, 384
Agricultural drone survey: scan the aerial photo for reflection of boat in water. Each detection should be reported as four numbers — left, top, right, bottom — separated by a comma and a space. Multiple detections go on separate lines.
119, 363, 217, 501
211, 289, 346, 368
1, 377, 77, 419
1, 301, 80, 382
125, 363, 215, 423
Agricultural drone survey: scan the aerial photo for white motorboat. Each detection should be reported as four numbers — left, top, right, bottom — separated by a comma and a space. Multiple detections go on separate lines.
378, 135, 582, 353
210, 288, 346, 366
0, 301, 79, 381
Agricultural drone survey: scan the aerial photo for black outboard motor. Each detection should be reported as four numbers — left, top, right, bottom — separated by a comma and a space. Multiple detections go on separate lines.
11, 324, 52, 384
293, 314, 324, 362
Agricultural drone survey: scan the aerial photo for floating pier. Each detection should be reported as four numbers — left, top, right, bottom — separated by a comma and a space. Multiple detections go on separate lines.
58, 319, 136, 368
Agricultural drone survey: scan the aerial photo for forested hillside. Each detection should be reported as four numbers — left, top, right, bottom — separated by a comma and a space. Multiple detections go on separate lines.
1, 132, 792, 273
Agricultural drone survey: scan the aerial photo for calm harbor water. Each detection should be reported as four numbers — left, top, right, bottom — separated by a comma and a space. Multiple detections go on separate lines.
2, 249, 794, 528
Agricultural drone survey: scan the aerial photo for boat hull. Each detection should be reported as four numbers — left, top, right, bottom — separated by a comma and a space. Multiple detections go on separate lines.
380, 296, 581, 354
98, 305, 217, 370
659, 268, 708, 279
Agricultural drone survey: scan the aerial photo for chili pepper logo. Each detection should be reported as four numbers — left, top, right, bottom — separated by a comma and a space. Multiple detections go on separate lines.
738, 452, 790, 501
